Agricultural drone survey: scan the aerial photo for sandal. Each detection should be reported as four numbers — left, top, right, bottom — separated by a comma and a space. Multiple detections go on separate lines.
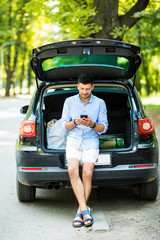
72, 213, 84, 228
82, 206, 94, 227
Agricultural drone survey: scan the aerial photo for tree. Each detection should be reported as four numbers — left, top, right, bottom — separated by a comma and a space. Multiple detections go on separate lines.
25, 0, 150, 40
1, 0, 159, 96
0, 0, 33, 96
128, 4, 160, 95
91, 0, 149, 40
52, 0, 160, 96
0, 0, 58, 96
51, 0, 149, 40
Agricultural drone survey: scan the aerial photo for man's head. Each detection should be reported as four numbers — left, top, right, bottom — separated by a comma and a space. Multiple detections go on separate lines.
77, 73, 94, 102
78, 73, 93, 85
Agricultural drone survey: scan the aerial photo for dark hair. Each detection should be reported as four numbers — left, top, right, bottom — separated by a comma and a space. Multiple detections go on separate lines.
78, 73, 93, 85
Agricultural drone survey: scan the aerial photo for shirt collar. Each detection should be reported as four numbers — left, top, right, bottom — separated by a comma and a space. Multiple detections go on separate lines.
77, 93, 93, 104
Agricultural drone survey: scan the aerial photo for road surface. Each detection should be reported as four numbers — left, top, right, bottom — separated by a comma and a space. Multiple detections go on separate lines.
0, 95, 160, 240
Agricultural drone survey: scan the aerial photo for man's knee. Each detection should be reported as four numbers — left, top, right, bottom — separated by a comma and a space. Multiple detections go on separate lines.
67, 159, 79, 178
83, 167, 93, 180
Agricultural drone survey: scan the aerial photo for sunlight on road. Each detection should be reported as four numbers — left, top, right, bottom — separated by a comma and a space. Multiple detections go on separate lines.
142, 96, 160, 105
0, 141, 15, 146
0, 110, 20, 118
0, 130, 17, 149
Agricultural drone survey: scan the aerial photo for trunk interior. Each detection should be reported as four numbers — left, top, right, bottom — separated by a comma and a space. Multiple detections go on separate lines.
41, 83, 133, 150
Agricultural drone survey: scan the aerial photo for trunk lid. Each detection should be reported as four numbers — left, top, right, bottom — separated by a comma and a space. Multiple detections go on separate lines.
30, 39, 141, 82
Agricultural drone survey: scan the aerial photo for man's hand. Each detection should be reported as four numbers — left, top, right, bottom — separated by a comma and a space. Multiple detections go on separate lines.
66, 116, 104, 132
65, 116, 93, 130
77, 116, 93, 127
74, 117, 82, 125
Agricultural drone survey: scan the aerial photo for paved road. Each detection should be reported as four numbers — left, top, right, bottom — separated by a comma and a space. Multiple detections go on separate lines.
0, 95, 160, 240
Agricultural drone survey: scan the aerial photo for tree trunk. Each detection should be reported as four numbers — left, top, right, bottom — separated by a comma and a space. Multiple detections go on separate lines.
143, 67, 150, 95
91, 0, 149, 40
19, 48, 27, 94
4, 0, 26, 96
27, 52, 32, 94
156, 71, 160, 94
135, 72, 141, 95
19, 62, 25, 94
141, 52, 150, 95
5, 1, 12, 97
136, 23, 151, 96
91, 0, 119, 39
5, 45, 19, 96
5, 72, 12, 97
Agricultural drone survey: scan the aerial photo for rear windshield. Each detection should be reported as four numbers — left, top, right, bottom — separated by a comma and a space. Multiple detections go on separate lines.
42, 55, 130, 72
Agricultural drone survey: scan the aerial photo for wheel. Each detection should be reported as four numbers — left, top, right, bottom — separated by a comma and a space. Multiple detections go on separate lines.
16, 175, 36, 202
140, 173, 159, 201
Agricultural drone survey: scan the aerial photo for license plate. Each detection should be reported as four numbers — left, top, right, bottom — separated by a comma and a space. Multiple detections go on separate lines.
95, 154, 111, 165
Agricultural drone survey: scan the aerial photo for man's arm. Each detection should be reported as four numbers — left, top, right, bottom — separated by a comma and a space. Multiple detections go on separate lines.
95, 99, 108, 134
65, 117, 87, 130
90, 121, 105, 133
65, 120, 76, 130
61, 99, 73, 131
64, 117, 105, 132
80, 117, 105, 132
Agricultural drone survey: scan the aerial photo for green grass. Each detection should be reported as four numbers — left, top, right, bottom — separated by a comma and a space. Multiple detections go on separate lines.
144, 104, 160, 111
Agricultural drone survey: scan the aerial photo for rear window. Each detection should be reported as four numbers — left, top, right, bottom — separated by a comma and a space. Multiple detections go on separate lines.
42, 55, 130, 72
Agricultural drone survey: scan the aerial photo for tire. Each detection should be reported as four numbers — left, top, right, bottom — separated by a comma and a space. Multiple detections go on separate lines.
140, 173, 159, 201
16, 175, 36, 202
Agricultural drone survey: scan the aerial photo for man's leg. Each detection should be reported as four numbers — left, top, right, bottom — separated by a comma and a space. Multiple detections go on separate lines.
67, 158, 88, 226
82, 162, 94, 201
82, 148, 98, 202
82, 162, 95, 225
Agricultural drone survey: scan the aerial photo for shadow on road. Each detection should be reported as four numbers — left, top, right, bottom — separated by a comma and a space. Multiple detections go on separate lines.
28, 185, 144, 208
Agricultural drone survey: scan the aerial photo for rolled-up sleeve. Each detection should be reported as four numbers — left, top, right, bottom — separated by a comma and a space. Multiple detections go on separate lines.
97, 100, 108, 134
61, 99, 71, 131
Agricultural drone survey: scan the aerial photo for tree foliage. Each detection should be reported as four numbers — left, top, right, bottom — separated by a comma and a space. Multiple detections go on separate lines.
0, 0, 33, 96
0, 0, 159, 96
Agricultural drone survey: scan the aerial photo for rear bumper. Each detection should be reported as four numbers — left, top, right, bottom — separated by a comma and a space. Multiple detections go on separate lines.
17, 163, 158, 187
16, 145, 159, 188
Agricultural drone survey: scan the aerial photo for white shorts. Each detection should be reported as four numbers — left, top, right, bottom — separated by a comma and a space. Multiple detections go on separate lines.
66, 146, 99, 164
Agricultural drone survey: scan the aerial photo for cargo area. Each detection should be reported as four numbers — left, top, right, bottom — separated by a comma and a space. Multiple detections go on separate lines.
41, 84, 133, 150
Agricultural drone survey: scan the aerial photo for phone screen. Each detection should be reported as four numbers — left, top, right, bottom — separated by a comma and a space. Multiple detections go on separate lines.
80, 115, 88, 118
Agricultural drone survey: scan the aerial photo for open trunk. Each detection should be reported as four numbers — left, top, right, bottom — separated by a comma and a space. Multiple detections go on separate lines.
40, 83, 135, 151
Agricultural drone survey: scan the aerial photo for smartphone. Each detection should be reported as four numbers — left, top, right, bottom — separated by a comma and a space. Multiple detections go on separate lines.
80, 114, 88, 118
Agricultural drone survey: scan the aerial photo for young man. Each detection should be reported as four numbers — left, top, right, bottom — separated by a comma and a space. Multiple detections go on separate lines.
61, 73, 108, 227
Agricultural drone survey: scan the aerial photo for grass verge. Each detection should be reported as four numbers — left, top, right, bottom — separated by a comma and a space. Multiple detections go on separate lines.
144, 104, 160, 111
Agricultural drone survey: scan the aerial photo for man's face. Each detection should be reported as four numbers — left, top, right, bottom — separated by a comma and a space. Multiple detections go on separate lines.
77, 83, 94, 101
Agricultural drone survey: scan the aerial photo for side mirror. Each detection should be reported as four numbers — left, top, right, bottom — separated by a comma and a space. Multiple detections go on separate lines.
20, 105, 29, 114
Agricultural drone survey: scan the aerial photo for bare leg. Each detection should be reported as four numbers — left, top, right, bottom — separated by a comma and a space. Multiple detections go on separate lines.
82, 162, 94, 201
82, 162, 95, 225
67, 158, 87, 226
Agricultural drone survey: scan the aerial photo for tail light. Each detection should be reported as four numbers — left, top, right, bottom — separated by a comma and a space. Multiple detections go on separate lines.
138, 118, 154, 134
20, 120, 36, 137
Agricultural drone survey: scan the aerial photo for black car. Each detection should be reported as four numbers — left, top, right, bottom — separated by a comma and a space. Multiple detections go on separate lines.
16, 39, 159, 202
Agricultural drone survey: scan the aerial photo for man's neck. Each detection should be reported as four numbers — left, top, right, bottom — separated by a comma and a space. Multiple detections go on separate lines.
79, 94, 91, 103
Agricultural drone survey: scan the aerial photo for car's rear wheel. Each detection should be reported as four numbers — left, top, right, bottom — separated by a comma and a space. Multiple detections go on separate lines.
16, 175, 36, 202
140, 173, 159, 201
